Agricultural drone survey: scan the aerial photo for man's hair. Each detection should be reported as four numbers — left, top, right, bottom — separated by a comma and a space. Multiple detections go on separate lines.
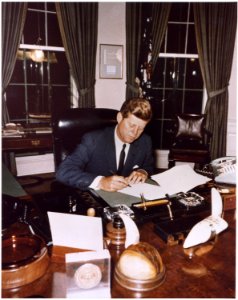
120, 98, 152, 121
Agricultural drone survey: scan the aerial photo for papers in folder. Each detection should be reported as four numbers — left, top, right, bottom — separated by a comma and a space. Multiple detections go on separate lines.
120, 165, 211, 200
120, 182, 166, 200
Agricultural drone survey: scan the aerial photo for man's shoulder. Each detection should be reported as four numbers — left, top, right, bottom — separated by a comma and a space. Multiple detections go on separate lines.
132, 132, 152, 148
138, 132, 151, 142
83, 126, 115, 139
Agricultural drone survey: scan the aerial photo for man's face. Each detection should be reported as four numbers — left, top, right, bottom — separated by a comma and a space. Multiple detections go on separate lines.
116, 112, 149, 144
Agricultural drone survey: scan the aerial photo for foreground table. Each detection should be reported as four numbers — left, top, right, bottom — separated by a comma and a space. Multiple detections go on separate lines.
2, 209, 235, 298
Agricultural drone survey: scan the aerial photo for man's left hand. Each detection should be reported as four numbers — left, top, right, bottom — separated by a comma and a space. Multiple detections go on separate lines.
126, 169, 148, 185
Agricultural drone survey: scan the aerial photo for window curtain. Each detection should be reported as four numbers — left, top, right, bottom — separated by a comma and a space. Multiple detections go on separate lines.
2, 2, 27, 125
55, 2, 98, 108
193, 3, 237, 160
151, 3, 171, 71
125, 3, 142, 100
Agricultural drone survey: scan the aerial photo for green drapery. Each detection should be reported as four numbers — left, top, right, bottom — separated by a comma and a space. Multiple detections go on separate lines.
151, 3, 171, 71
56, 2, 98, 108
2, 2, 27, 125
125, 3, 142, 100
125, 3, 171, 99
193, 2, 237, 159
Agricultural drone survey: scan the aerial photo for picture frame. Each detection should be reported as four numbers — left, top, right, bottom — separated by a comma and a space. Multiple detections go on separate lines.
99, 44, 123, 79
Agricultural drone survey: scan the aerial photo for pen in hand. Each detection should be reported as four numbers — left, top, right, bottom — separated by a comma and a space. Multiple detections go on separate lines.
109, 170, 131, 187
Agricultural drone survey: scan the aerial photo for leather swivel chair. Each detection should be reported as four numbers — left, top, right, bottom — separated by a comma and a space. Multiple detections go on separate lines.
52, 108, 118, 168
49, 108, 118, 213
168, 114, 212, 169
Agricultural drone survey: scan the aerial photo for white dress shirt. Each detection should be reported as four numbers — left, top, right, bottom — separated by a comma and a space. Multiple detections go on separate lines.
89, 126, 130, 189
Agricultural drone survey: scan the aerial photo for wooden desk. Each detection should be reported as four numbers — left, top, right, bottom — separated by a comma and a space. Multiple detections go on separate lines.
2, 133, 53, 175
2, 210, 235, 298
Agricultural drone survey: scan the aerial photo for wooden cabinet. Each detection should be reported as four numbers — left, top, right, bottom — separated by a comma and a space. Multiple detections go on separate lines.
2, 133, 53, 175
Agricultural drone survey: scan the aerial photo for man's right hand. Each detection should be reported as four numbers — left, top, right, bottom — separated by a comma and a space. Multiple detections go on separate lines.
98, 175, 129, 192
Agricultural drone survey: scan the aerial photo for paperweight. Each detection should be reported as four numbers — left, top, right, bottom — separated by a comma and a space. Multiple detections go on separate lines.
114, 242, 166, 291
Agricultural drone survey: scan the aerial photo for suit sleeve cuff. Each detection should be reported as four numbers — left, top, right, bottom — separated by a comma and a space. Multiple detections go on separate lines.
89, 176, 103, 190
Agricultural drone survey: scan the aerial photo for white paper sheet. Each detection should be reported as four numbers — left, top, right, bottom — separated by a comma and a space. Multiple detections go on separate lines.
119, 165, 211, 200
151, 164, 211, 195
48, 212, 104, 251
119, 182, 167, 200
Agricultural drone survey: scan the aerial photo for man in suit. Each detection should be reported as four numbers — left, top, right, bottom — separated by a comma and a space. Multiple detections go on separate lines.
56, 98, 154, 192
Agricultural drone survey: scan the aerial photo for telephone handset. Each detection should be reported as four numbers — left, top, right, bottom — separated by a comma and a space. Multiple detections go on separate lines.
211, 156, 236, 185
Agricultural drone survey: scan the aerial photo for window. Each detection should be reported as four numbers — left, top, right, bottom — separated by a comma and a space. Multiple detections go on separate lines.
139, 3, 204, 149
5, 2, 70, 126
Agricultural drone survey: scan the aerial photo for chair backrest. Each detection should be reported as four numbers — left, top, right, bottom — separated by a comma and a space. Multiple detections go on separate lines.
174, 114, 207, 143
52, 108, 118, 168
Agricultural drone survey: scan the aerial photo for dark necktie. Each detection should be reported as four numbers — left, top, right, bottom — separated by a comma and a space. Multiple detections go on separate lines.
117, 144, 126, 175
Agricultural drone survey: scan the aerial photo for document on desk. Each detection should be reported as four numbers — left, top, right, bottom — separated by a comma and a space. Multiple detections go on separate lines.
151, 164, 211, 195
48, 212, 104, 251
119, 182, 166, 200
119, 165, 211, 200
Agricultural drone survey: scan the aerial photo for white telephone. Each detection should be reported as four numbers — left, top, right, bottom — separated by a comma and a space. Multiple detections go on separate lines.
211, 156, 236, 185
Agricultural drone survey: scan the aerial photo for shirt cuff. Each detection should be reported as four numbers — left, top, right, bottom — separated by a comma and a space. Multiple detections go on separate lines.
89, 176, 103, 190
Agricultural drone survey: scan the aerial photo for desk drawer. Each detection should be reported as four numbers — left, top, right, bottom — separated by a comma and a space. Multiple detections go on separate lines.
2, 135, 53, 151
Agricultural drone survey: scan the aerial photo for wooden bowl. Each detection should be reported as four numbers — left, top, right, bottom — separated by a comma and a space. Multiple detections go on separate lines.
2, 234, 49, 289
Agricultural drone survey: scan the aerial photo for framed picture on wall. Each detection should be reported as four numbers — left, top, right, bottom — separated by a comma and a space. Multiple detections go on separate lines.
99, 44, 123, 79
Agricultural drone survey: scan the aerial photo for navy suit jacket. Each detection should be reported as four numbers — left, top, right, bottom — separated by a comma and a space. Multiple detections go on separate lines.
56, 126, 154, 190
